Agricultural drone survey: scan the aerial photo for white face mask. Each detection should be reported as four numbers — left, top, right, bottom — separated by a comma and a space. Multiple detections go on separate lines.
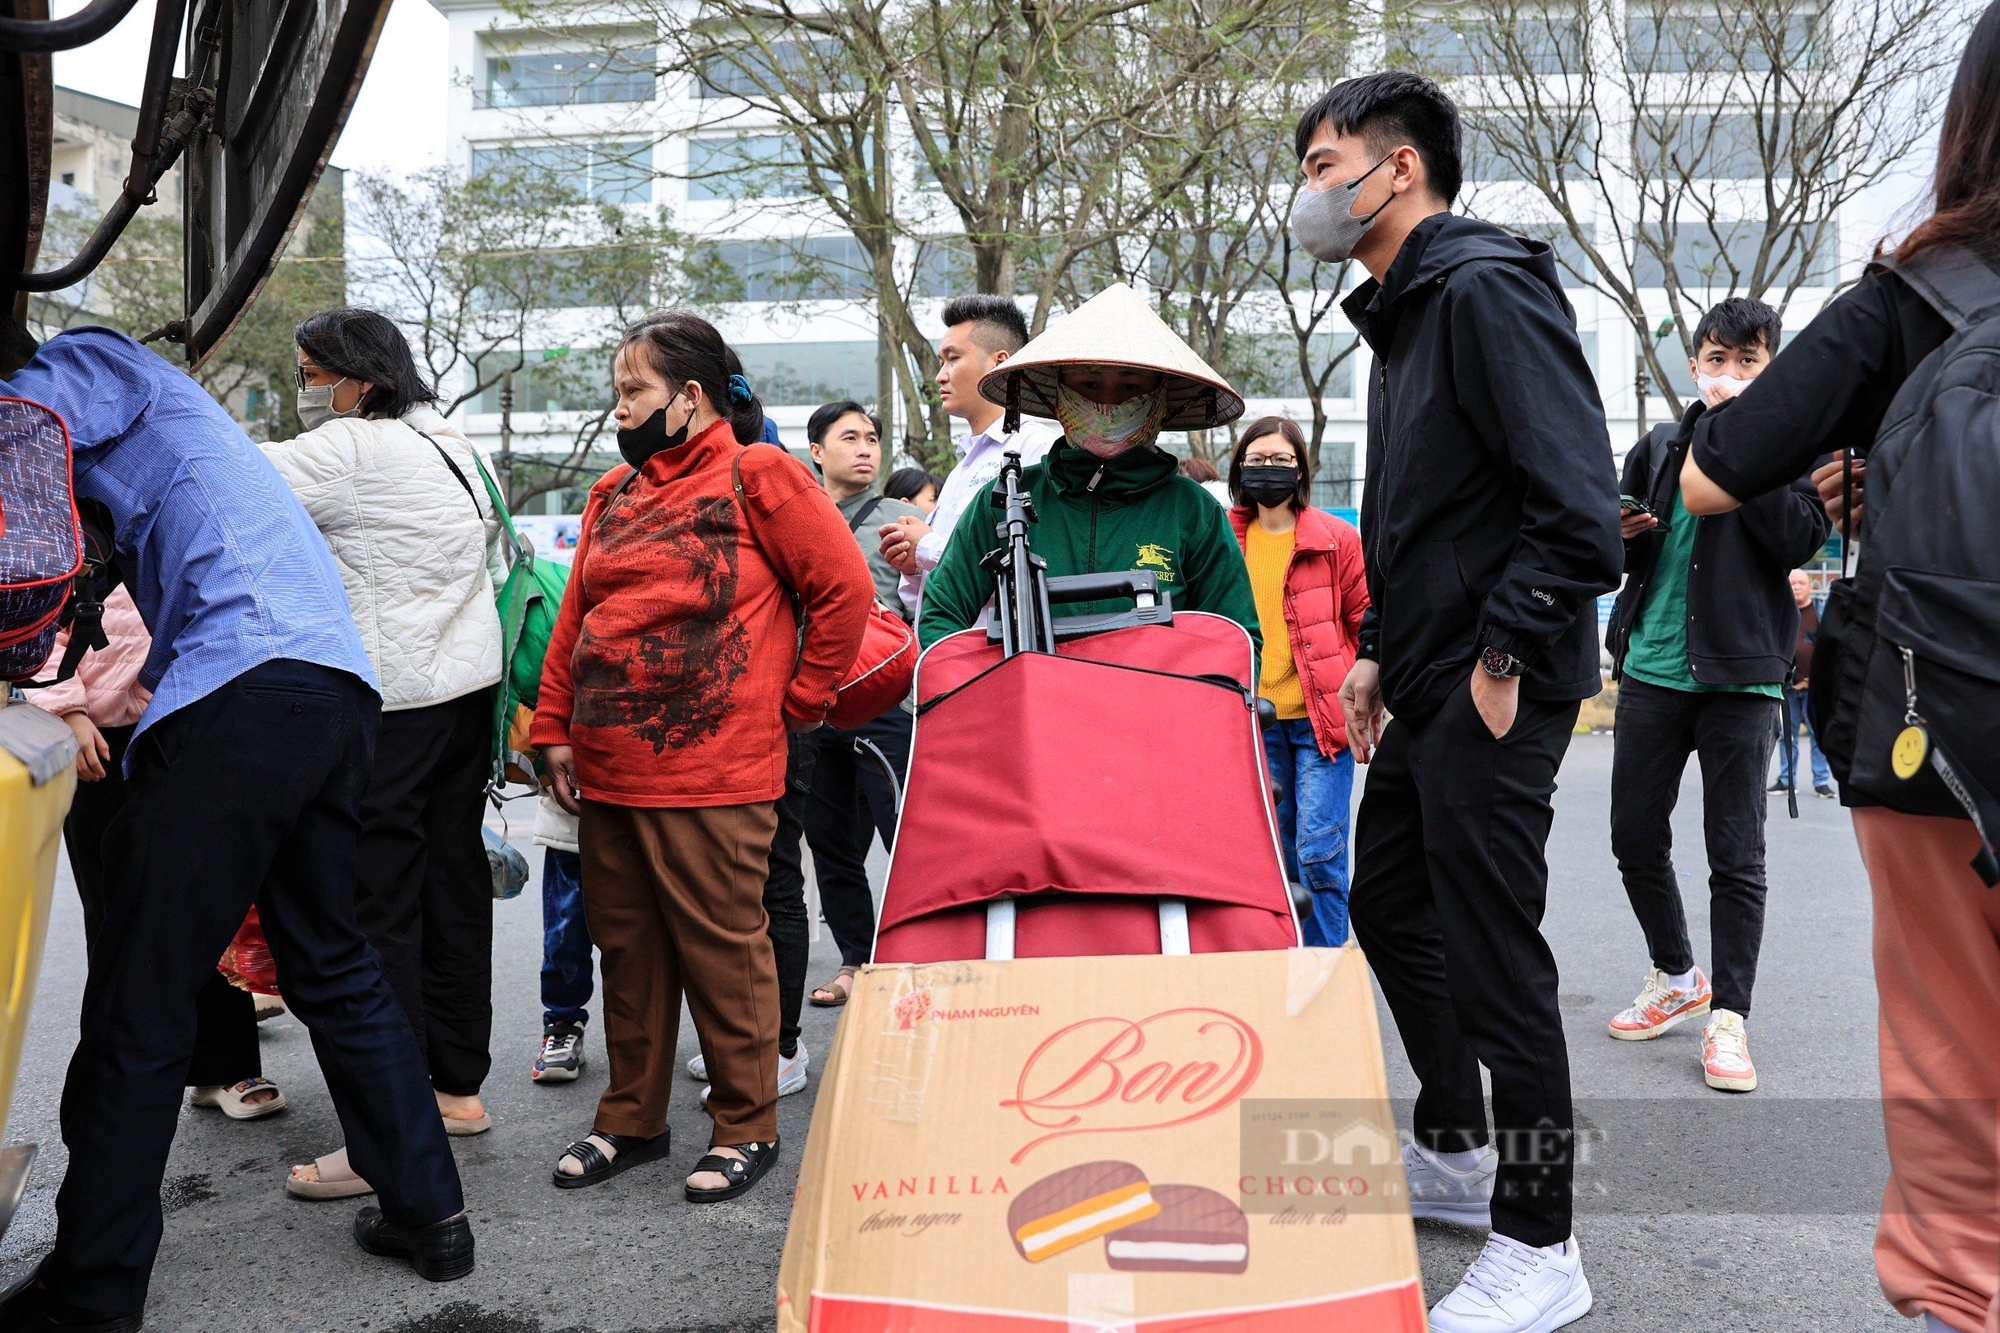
297, 378, 364, 431
1696, 371, 1752, 400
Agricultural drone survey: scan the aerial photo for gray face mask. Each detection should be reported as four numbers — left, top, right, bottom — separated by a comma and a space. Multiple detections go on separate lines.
1288, 152, 1395, 263
296, 378, 363, 431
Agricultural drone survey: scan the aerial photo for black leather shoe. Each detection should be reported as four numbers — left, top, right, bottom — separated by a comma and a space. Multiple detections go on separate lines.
353, 1207, 474, 1282
0, 1269, 143, 1331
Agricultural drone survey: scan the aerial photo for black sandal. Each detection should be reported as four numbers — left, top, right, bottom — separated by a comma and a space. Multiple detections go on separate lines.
685, 1139, 780, 1203
551, 1129, 670, 1190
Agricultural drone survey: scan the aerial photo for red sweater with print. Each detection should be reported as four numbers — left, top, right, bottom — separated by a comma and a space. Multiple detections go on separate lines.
530, 420, 873, 807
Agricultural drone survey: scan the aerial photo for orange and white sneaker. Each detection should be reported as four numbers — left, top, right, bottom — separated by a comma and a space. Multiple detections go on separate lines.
1700, 1010, 1758, 1092
1607, 967, 1712, 1040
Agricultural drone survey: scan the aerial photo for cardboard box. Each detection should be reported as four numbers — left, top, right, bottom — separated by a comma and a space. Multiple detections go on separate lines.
778, 947, 1426, 1331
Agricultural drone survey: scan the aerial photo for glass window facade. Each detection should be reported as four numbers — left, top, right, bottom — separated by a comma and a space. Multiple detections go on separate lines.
471, 140, 652, 204
686, 135, 807, 200
1463, 113, 1599, 182
1228, 332, 1359, 401
1632, 220, 1835, 287
733, 341, 879, 406
701, 236, 874, 302
1626, 5, 1815, 72
1390, 11, 1586, 74
467, 350, 615, 415
483, 49, 655, 108
696, 39, 855, 98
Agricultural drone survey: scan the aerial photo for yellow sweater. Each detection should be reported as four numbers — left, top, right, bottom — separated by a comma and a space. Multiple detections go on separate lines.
1245, 523, 1306, 720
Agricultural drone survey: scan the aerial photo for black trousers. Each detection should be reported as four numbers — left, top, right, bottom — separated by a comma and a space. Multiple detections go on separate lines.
803, 707, 911, 967
354, 688, 495, 1096
63, 723, 260, 1088
761, 735, 813, 1059
44, 660, 461, 1318
1348, 680, 1579, 1249
1609, 676, 1779, 1017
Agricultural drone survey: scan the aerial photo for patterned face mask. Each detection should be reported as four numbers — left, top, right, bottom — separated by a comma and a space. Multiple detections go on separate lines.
1055, 382, 1167, 460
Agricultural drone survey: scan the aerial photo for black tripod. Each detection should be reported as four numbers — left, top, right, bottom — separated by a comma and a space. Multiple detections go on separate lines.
976, 450, 1173, 661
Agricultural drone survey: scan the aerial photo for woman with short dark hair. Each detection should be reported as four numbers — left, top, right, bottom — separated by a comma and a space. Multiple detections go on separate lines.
1227, 416, 1368, 945
533, 309, 873, 1202
271, 305, 510, 1202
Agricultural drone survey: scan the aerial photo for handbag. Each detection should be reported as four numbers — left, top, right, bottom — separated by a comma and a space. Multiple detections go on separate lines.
730, 448, 916, 730
216, 906, 279, 995
485, 824, 530, 900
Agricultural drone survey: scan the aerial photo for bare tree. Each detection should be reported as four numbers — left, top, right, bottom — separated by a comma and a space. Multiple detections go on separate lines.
1261, 194, 1361, 468
32, 184, 346, 439
1114, 15, 1355, 461
1413, 0, 1965, 417
347, 165, 700, 508
505, 0, 1340, 469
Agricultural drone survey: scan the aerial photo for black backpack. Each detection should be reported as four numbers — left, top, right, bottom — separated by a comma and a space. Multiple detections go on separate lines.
1809, 244, 2000, 885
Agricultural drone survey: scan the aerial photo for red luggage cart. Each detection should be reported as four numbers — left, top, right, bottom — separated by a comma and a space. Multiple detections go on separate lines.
873, 453, 1301, 965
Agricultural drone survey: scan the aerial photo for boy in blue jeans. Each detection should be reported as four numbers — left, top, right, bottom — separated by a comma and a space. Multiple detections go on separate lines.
533, 794, 591, 1081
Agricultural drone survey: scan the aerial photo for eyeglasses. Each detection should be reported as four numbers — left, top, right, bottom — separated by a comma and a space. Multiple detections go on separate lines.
293, 362, 312, 390
1242, 453, 1297, 468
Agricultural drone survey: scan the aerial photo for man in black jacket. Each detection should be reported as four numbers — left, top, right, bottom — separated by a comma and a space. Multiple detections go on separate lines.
1296, 72, 1622, 1333
1604, 298, 1830, 1095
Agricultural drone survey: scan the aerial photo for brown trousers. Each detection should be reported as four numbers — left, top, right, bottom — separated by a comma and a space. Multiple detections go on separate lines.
1853, 807, 2000, 1333
579, 799, 781, 1144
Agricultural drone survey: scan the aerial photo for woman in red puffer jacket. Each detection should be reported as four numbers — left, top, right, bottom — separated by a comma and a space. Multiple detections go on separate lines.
1227, 416, 1368, 946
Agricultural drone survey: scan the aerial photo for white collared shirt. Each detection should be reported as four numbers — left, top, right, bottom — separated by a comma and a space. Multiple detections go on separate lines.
898, 416, 1059, 607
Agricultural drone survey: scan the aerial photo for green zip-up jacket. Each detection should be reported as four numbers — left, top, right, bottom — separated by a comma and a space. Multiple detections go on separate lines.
916, 438, 1261, 658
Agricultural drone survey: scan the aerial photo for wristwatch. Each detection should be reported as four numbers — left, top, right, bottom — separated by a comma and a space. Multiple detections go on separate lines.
1479, 646, 1526, 679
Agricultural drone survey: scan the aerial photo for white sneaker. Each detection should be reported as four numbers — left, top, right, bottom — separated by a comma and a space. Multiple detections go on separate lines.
1700, 1010, 1758, 1092
1402, 1141, 1498, 1228
1428, 1233, 1593, 1333
686, 1051, 708, 1081
1607, 966, 1711, 1040
779, 1042, 810, 1095
697, 1041, 810, 1106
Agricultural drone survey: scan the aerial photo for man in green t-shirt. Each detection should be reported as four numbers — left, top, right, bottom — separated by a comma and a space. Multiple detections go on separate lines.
1603, 298, 1831, 1095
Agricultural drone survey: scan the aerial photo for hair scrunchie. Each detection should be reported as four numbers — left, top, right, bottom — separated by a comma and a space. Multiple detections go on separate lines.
727, 373, 755, 406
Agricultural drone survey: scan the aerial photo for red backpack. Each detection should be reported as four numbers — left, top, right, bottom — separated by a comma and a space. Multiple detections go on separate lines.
0, 397, 85, 682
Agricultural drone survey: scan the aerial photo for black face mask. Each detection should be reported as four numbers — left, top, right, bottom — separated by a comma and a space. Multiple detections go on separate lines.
617, 391, 688, 470
1239, 465, 1300, 509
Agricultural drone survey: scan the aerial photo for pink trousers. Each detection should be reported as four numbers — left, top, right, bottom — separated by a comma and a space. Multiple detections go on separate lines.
1854, 806, 2000, 1333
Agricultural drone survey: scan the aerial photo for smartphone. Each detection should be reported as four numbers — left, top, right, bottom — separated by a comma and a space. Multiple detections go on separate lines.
1619, 495, 1668, 530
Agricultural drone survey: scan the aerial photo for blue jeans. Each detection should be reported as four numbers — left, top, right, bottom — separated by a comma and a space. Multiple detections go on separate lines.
1774, 686, 1831, 789
1263, 716, 1356, 946
541, 848, 593, 1028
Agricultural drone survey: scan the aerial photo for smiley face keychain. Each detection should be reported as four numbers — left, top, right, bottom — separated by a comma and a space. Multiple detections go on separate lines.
1892, 720, 1930, 781
1893, 647, 1932, 784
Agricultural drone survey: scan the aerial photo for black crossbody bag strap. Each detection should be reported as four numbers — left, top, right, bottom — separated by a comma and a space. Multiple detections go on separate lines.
412, 425, 481, 516
847, 494, 885, 534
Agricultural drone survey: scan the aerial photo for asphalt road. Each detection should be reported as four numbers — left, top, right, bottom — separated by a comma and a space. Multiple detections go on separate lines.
0, 734, 1914, 1331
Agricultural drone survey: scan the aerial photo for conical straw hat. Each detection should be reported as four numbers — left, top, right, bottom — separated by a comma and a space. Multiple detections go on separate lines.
978, 283, 1245, 432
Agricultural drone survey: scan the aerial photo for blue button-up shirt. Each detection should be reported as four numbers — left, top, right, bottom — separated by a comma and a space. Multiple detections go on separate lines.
3, 329, 376, 754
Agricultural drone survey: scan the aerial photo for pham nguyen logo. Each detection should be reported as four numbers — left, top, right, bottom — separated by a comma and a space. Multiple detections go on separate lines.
890, 989, 1041, 1031
891, 991, 934, 1030
1000, 1008, 1264, 1165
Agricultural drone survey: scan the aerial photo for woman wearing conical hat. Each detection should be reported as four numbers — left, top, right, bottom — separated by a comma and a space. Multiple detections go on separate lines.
914, 284, 1261, 652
